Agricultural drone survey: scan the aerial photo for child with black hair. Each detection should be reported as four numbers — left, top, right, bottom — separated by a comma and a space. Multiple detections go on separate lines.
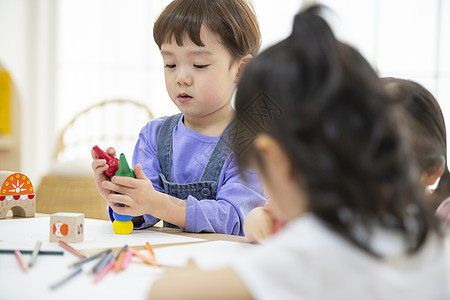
383, 77, 450, 228
91, 0, 266, 235
149, 6, 448, 299
245, 77, 450, 242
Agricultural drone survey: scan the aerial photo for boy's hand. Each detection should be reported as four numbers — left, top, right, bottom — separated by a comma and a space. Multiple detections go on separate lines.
243, 206, 275, 242
91, 147, 117, 200
103, 164, 160, 217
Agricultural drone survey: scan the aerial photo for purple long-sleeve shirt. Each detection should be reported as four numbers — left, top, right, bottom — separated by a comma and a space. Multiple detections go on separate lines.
108, 115, 266, 235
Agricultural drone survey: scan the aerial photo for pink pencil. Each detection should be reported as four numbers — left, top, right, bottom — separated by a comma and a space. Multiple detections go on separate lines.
94, 259, 115, 282
120, 250, 133, 270
58, 240, 86, 259
14, 250, 28, 272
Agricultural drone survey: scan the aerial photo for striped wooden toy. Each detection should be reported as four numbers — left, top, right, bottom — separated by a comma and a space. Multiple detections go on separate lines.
0, 171, 35, 219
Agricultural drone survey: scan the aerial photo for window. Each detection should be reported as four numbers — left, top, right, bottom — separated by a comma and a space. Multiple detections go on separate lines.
51, 0, 449, 164
56, 0, 174, 134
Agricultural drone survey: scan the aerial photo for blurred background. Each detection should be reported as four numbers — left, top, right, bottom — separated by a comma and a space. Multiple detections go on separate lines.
0, 0, 449, 187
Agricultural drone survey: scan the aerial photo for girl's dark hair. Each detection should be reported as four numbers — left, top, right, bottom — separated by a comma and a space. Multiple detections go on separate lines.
233, 6, 441, 256
153, 0, 261, 60
382, 77, 450, 211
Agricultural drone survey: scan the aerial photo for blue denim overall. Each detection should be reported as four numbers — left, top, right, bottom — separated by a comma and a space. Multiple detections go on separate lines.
156, 113, 232, 228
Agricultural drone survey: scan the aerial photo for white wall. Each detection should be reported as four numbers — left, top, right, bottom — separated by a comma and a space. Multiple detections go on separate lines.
1, 0, 449, 187
0, 0, 29, 94
0, 0, 32, 173
0, 0, 55, 185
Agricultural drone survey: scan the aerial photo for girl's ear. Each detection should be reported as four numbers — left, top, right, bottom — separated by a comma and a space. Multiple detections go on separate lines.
254, 134, 293, 181
422, 165, 445, 186
234, 54, 253, 83
253, 134, 308, 221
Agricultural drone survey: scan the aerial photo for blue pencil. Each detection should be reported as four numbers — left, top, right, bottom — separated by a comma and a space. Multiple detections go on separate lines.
91, 252, 115, 274
69, 249, 111, 268
49, 268, 82, 290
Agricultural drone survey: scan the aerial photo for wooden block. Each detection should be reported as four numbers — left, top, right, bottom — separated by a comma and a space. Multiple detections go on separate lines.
50, 212, 84, 243
0, 171, 36, 219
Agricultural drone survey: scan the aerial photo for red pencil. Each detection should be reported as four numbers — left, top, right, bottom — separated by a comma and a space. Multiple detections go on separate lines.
14, 250, 28, 272
58, 240, 86, 259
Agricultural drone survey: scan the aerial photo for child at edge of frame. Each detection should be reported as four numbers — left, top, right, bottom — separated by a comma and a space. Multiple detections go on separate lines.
382, 77, 450, 229
244, 77, 450, 241
91, 0, 266, 235
148, 5, 449, 300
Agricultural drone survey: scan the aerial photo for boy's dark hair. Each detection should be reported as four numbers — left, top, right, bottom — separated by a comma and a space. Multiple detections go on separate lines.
233, 5, 441, 256
153, 0, 261, 60
382, 77, 450, 211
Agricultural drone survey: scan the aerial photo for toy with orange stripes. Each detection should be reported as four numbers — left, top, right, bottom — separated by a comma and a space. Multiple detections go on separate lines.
0, 171, 35, 219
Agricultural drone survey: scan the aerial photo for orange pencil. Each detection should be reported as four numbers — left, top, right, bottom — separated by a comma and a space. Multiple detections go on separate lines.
145, 242, 155, 258
129, 247, 157, 266
14, 250, 28, 272
114, 250, 126, 272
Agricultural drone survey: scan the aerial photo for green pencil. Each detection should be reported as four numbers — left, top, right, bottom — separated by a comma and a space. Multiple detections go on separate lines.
28, 241, 42, 267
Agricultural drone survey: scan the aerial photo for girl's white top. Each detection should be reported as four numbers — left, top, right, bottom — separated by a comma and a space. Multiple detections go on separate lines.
233, 213, 449, 300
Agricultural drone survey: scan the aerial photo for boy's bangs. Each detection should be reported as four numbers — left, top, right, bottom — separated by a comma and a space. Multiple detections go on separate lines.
155, 2, 208, 47
154, 0, 261, 57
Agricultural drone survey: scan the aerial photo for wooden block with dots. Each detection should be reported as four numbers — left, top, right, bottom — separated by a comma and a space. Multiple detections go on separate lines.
50, 212, 84, 243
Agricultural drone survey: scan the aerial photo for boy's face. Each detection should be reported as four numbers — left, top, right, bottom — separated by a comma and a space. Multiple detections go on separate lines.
160, 27, 239, 121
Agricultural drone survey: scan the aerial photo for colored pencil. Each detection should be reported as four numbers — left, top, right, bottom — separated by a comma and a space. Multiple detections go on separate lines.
0, 249, 63, 255
94, 259, 115, 282
28, 241, 42, 267
91, 252, 115, 274
49, 268, 82, 290
129, 247, 157, 266
114, 250, 126, 272
120, 250, 133, 270
69, 249, 111, 268
58, 240, 86, 259
14, 250, 28, 272
114, 244, 128, 260
145, 242, 155, 257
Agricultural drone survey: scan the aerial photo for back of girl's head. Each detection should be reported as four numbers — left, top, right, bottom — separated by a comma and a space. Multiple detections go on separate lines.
233, 5, 441, 256
382, 77, 450, 210
153, 0, 261, 60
